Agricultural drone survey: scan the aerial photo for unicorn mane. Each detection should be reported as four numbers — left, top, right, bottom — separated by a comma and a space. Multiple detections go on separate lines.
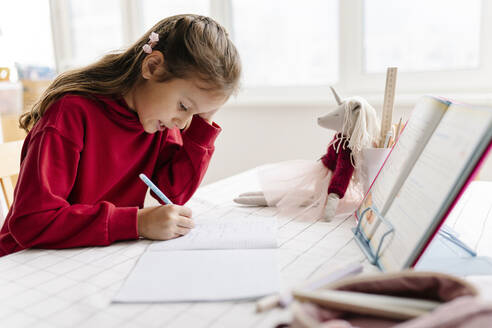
330, 96, 380, 167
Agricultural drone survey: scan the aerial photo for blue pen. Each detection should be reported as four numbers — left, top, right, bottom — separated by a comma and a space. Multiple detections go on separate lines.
139, 173, 173, 205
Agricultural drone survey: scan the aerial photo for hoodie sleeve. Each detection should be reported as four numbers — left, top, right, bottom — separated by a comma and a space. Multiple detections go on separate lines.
0, 128, 138, 255
152, 115, 221, 205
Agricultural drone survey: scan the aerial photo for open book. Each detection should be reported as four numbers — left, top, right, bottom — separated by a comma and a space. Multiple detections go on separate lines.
356, 96, 492, 272
114, 203, 280, 302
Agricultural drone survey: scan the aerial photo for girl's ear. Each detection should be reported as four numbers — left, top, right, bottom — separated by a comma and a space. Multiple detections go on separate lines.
141, 51, 165, 80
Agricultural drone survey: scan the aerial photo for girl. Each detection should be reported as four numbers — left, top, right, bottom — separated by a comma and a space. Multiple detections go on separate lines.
0, 14, 241, 256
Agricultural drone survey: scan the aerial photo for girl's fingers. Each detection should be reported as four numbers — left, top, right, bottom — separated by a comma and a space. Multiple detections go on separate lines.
178, 206, 192, 218
177, 217, 195, 229
175, 227, 191, 236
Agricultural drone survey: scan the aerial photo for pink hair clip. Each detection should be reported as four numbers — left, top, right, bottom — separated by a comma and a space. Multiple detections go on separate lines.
143, 31, 159, 54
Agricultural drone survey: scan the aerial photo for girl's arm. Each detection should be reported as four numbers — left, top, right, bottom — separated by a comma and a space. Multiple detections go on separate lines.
0, 129, 138, 254
152, 115, 221, 205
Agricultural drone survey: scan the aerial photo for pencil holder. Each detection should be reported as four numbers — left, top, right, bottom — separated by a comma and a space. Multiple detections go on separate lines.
360, 148, 391, 194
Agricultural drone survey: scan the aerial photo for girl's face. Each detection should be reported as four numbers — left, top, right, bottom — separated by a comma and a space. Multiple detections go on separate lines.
130, 77, 226, 133
124, 51, 227, 133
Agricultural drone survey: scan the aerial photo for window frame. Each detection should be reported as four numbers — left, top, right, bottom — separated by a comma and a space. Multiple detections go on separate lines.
342, 0, 492, 95
49, 0, 492, 106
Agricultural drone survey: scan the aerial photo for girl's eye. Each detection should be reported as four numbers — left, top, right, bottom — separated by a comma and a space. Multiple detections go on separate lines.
179, 102, 189, 111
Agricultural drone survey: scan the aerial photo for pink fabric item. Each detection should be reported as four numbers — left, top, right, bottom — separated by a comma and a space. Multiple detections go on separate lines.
331, 271, 476, 302
395, 296, 492, 328
258, 134, 362, 220
289, 271, 483, 328
258, 160, 362, 220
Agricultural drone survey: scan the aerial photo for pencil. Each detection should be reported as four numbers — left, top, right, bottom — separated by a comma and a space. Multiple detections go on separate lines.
395, 117, 403, 142
139, 173, 173, 205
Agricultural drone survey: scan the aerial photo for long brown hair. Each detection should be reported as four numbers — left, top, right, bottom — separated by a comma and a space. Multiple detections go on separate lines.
20, 14, 241, 132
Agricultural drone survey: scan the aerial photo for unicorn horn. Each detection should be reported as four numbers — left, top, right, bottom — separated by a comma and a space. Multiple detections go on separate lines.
330, 86, 342, 105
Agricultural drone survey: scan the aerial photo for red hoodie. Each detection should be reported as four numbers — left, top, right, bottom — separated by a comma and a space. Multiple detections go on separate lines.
0, 94, 220, 256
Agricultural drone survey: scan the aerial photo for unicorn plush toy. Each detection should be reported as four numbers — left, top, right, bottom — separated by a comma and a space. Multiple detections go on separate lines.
234, 87, 380, 221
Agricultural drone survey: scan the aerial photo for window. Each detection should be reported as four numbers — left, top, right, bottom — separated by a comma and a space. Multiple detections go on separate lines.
140, 0, 209, 32
231, 0, 338, 87
343, 0, 492, 97
52, 0, 209, 69
21, 0, 492, 103
67, 0, 124, 67
363, 0, 481, 73
0, 0, 55, 79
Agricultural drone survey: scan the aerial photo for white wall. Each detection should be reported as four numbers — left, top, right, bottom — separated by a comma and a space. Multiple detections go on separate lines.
202, 102, 407, 185
202, 102, 492, 185
202, 104, 335, 185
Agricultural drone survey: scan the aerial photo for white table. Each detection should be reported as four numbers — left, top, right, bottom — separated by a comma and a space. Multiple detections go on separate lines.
0, 169, 490, 328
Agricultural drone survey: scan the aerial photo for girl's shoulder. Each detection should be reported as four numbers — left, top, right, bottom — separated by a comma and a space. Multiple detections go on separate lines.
45, 93, 102, 118
45, 92, 117, 122
30, 93, 104, 147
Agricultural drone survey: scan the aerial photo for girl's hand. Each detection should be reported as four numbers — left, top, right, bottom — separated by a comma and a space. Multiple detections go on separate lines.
137, 205, 194, 240
198, 109, 219, 124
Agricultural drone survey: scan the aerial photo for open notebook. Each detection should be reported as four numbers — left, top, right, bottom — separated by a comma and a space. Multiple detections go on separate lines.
355, 96, 492, 273
113, 205, 280, 302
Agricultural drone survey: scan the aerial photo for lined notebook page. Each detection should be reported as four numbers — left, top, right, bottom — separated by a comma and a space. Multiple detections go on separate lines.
149, 213, 277, 251
373, 103, 492, 271
115, 205, 280, 303
361, 97, 449, 236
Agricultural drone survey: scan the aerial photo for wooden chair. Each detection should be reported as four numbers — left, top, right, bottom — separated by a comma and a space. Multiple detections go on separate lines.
0, 140, 23, 210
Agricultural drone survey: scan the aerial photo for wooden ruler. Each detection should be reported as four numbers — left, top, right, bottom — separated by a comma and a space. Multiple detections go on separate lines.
379, 67, 398, 147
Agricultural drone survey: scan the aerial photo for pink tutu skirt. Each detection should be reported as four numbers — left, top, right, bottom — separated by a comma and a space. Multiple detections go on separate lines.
258, 160, 363, 220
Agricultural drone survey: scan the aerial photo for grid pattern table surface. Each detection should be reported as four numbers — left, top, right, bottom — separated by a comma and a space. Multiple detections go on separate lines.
3, 169, 489, 327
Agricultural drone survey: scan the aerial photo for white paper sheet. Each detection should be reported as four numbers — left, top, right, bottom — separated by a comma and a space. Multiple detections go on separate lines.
113, 249, 280, 302
114, 207, 280, 303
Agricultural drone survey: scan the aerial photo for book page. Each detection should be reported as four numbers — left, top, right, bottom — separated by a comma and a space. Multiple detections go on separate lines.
373, 103, 492, 271
359, 97, 449, 236
149, 207, 278, 251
